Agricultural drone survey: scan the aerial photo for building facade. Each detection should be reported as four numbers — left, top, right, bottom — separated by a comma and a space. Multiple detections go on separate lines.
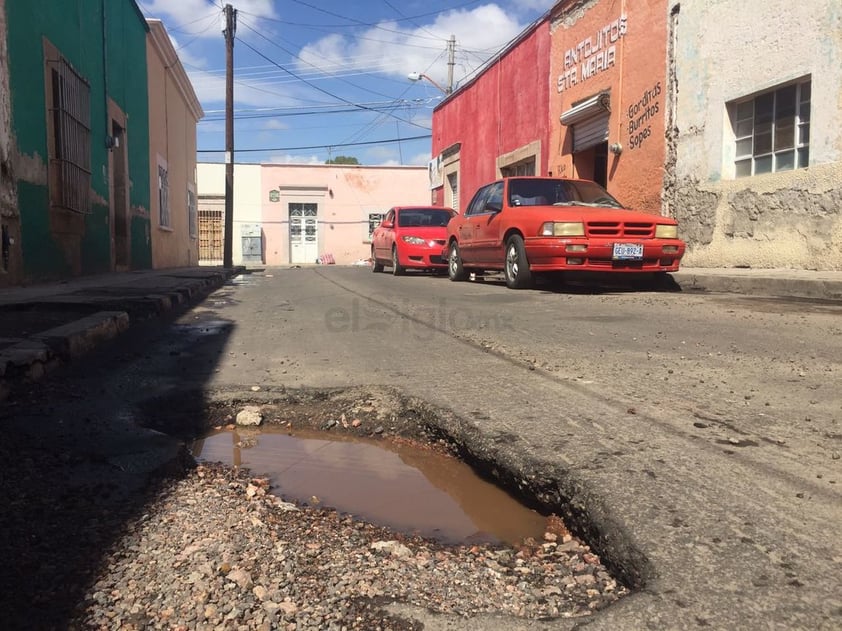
668, 0, 842, 269
196, 163, 430, 266
146, 19, 203, 269
197, 163, 262, 266
429, 19, 550, 212
549, 0, 669, 212
3, 0, 152, 285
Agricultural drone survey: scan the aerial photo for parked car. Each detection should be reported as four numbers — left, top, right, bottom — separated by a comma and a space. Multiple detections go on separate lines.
445, 176, 686, 289
371, 206, 455, 275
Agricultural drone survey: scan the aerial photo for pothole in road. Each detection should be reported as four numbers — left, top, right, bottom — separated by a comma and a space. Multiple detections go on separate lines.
139, 385, 646, 592
192, 425, 549, 545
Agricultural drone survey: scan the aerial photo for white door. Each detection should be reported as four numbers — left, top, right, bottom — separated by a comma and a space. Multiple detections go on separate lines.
289, 203, 318, 263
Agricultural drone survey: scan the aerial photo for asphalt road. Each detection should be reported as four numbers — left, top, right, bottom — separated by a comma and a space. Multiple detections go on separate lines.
146, 266, 838, 631
16, 266, 837, 630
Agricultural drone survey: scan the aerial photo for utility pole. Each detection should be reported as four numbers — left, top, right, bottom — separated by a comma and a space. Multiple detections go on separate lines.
223, 3, 236, 268
446, 34, 455, 94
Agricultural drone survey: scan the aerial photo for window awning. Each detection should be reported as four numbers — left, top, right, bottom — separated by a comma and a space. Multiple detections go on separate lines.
560, 92, 611, 126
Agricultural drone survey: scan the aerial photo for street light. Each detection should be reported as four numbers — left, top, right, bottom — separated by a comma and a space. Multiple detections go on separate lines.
407, 71, 450, 95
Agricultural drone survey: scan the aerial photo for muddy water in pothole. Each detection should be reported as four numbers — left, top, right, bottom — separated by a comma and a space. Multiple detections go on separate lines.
192, 427, 548, 545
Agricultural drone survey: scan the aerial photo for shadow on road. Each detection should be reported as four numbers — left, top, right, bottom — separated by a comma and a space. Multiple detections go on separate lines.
0, 290, 235, 629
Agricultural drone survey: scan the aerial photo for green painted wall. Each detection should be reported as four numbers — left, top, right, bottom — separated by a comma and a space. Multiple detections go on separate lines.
5, 0, 150, 281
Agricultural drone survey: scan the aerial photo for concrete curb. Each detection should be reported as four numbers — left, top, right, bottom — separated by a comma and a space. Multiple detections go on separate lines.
0, 268, 238, 400
672, 270, 842, 302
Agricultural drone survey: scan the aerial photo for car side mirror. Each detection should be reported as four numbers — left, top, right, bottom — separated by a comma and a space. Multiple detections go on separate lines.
383, 221, 393, 228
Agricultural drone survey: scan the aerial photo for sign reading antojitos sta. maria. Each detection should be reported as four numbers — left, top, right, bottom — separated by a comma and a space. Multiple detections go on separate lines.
557, 14, 627, 93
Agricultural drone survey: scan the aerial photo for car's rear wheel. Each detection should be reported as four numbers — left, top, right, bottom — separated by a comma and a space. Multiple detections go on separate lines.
504, 234, 533, 289
371, 247, 384, 273
448, 242, 468, 281
391, 246, 405, 276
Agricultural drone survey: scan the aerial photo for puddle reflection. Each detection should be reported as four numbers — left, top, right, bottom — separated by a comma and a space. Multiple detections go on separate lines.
192, 427, 548, 545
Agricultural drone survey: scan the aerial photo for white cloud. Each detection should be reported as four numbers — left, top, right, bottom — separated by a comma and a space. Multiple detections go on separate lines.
508, 0, 555, 13
263, 119, 288, 131
267, 154, 322, 165
362, 145, 399, 164
296, 4, 533, 91
409, 151, 432, 166
139, 0, 277, 38
185, 67, 308, 108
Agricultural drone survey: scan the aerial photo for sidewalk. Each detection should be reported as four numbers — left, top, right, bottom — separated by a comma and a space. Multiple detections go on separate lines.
672, 266, 842, 302
0, 266, 239, 398
1, 265, 840, 399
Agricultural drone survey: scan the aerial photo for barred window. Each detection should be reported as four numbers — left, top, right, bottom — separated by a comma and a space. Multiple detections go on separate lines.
158, 162, 170, 228
367, 212, 384, 241
47, 55, 91, 214
733, 79, 810, 178
447, 172, 459, 212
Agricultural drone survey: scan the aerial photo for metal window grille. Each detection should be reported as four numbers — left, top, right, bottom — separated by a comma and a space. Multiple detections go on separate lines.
158, 165, 170, 227
734, 80, 810, 178
48, 57, 91, 214
447, 172, 459, 212
501, 158, 536, 177
198, 208, 223, 262
367, 212, 384, 240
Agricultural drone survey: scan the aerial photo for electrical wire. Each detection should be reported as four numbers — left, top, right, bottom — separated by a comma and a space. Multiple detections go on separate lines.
197, 133, 431, 154
233, 35, 431, 131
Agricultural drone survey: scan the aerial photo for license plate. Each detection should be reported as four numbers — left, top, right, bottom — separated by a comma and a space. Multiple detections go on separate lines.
612, 243, 644, 260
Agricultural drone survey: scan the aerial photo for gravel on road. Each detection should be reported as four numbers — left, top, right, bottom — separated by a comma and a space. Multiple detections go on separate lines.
2, 439, 626, 631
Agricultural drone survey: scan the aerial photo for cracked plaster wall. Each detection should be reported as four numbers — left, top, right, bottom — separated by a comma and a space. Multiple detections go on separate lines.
671, 0, 842, 270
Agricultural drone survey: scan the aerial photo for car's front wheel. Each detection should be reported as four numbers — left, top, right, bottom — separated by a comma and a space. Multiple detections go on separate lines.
371, 247, 384, 273
504, 234, 533, 289
391, 246, 405, 276
448, 242, 468, 281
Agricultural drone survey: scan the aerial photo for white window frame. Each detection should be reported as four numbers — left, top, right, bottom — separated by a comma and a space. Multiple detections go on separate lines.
187, 183, 197, 238
732, 78, 810, 178
157, 157, 170, 229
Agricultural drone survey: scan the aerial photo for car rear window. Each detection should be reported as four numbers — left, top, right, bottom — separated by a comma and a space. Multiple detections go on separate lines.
509, 179, 625, 208
397, 209, 453, 227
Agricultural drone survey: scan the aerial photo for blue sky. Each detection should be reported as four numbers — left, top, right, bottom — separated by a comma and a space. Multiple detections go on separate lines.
137, 0, 554, 166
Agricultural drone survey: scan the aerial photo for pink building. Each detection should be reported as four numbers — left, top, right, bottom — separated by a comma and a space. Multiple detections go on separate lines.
261, 164, 430, 266
198, 163, 430, 267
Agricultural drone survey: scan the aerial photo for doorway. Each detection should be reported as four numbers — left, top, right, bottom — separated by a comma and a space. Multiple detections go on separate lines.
109, 115, 130, 270
573, 141, 609, 188
289, 203, 318, 264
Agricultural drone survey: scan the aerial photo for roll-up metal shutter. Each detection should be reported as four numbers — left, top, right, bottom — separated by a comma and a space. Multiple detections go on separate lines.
572, 112, 609, 152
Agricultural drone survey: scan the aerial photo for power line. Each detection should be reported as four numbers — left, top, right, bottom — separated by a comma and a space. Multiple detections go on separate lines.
200, 102, 430, 122
197, 133, 431, 154
233, 34, 430, 131
238, 19, 399, 100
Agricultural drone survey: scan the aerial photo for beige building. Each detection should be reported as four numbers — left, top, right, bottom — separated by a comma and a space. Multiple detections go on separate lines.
668, 0, 842, 270
146, 19, 203, 269
196, 163, 263, 265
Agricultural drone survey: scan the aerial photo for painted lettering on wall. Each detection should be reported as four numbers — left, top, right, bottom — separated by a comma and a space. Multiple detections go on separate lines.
627, 82, 661, 150
557, 15, 627, 93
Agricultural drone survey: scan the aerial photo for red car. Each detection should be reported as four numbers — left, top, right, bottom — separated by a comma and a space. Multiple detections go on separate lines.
371, 206, 455, 275
445, 176, 686, 289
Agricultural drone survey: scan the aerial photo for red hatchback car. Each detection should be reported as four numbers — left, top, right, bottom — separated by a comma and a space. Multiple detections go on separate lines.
371, 206, 455, 275
445, 177, 686, 289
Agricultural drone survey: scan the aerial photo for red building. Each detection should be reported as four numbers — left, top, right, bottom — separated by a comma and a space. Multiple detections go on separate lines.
429, 0, 670, 217
429, 18, 550, 212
